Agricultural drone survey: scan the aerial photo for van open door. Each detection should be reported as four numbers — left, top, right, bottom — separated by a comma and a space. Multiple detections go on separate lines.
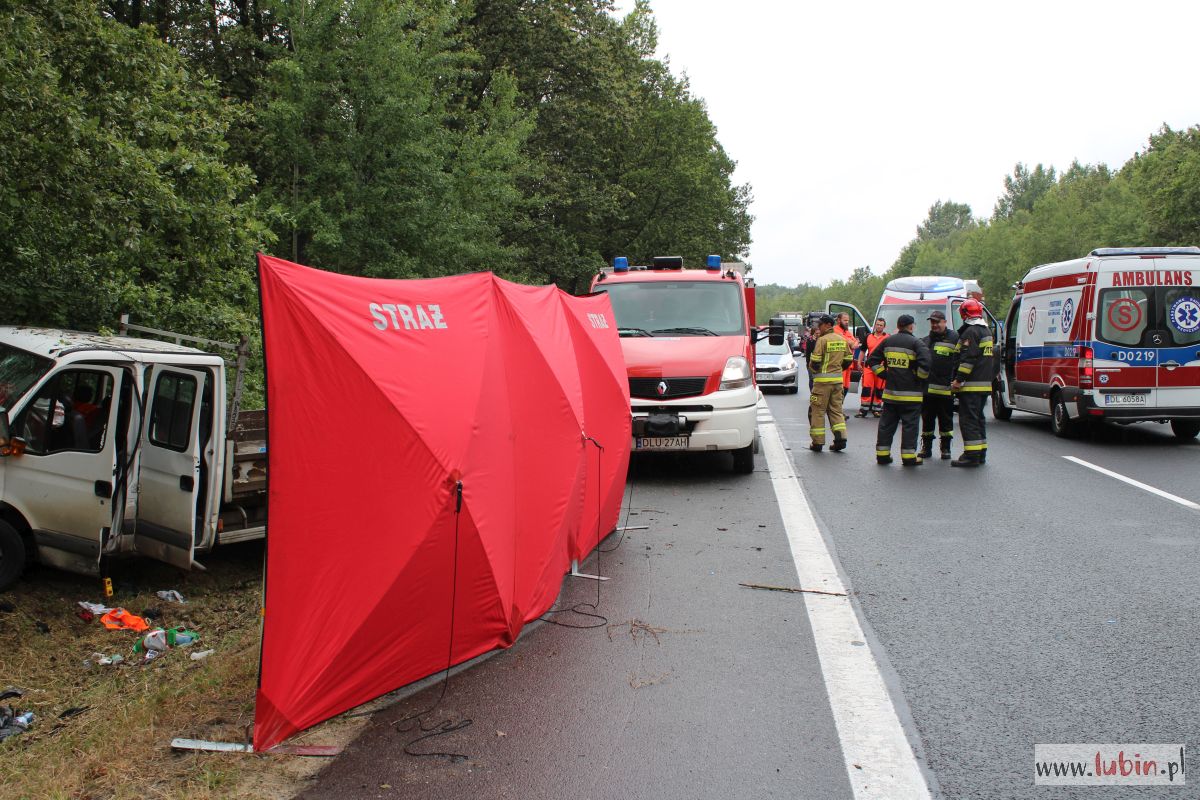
825, 301, 870, 337
3, 366, 125, 578
134, 365, 206, 569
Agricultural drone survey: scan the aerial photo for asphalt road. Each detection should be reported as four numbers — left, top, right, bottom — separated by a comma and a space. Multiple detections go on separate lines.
300, 385, 1199, 799
766, 384, 1200, 800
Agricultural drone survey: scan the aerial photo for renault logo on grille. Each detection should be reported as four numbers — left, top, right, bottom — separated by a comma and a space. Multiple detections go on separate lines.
657, 380, 669, 396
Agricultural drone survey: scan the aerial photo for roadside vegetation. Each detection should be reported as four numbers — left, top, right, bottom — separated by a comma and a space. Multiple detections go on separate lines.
0, 542, 359, 800
755, 127, 1200, 322
1, 0, 752, 344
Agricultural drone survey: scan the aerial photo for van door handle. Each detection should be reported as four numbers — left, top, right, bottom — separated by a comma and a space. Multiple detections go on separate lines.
94, 481, 112, 498
179, 475, 194, 492
1161, 360, 1180, 370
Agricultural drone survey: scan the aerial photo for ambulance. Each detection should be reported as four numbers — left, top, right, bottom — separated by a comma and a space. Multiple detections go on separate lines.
994, 247, 1200, 439
590, 255, 762, 473
827, 275, 993, 341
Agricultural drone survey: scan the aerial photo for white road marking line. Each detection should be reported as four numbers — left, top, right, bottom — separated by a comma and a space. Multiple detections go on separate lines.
1063, 456, 1200, 511
758, 402, 932, 800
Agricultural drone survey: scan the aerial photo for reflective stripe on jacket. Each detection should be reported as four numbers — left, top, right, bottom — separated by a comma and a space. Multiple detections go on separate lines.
810, 331, 853, 383
921, 328, 960, 396
865, 331, 931, 403
955, 322, 995, 391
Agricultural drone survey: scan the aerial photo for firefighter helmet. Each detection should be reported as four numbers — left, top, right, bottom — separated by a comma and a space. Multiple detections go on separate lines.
960, 298, 984, 319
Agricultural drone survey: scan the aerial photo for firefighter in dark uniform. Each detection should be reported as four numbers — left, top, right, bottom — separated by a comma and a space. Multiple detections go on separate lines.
919, 310, 959, 460
951, 298, 996, 468
866, 314, 931, 466
807, 315, 853, 452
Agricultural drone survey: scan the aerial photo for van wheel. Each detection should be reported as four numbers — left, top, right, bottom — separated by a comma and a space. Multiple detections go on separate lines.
1050, 393, 1077, 439
0, 520, 27, 592
731, 443, 755, 474
1171, 420, 1200, 440
992, 384, 1013, 420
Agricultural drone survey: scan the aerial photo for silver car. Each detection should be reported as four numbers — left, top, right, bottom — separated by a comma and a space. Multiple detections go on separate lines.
755, 340, 799, 394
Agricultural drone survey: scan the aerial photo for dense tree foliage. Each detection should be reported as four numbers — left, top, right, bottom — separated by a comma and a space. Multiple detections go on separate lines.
2, 0, 752, 339
755, 128, 1200, 323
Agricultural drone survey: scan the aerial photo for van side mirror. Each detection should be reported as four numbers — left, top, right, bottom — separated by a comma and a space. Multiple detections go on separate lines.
767, 317, 786, 346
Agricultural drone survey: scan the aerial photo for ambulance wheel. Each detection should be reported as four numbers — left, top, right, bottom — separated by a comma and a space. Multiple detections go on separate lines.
1171, 420, 1200, 440
0, 520, 27, 592
1050, 393, 1078, 439
732, 443, 755, 474
991, 385, 1012, 421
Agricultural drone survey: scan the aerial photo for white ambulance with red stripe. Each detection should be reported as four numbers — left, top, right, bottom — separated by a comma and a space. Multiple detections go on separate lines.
994, 246, 1200, 439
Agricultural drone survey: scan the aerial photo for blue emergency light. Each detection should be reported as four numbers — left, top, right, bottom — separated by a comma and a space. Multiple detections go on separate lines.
706, 255, 722, 270
613, 256, 630, 272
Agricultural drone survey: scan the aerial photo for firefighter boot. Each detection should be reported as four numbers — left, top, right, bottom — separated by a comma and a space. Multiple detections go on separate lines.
951, 451, 981, 468
918, 436, 933, 460
809, 443, 823, 452
940, 437, 953, 460
901, 455, 923, 467
876, 450, 892, 465
830, 435, 848, 452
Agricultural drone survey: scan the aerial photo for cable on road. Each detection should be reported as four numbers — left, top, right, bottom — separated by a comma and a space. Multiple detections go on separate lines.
386, 479, 473, 762
541, 435, 639, 630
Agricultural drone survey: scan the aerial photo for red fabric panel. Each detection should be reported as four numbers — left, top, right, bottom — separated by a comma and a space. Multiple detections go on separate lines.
253, 255, 628, 750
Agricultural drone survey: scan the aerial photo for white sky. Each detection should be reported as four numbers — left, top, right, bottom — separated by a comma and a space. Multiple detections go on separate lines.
614, 0, 1200, 287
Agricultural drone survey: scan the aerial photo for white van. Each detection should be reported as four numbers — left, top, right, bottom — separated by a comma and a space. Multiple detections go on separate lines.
995, 247, 1200, 439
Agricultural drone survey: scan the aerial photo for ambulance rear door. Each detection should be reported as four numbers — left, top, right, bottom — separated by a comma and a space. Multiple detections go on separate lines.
1092, 263, 1159, 411
825, 301, 870, 336
1156, 262, 1200, 410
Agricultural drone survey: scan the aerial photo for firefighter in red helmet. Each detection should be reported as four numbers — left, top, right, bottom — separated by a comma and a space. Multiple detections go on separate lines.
951, 298, 996, 467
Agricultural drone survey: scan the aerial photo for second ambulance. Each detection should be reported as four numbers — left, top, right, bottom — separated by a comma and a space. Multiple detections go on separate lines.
995, 246, 1200, 439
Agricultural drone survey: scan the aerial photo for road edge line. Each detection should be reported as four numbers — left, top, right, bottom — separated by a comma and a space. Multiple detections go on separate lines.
759, 403, 933, 800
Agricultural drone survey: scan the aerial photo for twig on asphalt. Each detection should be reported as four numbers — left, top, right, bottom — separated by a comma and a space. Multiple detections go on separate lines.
738, 582, 847, 597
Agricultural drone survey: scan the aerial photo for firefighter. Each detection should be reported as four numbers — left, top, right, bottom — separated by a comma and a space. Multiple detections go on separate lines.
919, 310, 959, 460
951, 298, 996, 468
807, 315, 853, 452
855, 317, 888, 417
865, 314, 931, 466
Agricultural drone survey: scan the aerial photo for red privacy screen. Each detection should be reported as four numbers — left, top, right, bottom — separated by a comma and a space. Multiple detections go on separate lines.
253, 255, 629, 750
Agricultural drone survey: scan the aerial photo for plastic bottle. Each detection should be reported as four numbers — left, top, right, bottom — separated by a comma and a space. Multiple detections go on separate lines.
14, 712, 33, 730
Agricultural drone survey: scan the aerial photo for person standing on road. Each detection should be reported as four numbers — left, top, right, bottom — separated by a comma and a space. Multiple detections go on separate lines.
807, 315, 853, 452
866, 314, 931, 466
855, 317, 888, 418
834, 312, 860, 399
919, 310, 959, 460
951, 298, 995, 468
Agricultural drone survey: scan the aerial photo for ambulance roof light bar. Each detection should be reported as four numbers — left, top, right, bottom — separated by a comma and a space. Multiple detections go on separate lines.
1090, 246, 1200, 256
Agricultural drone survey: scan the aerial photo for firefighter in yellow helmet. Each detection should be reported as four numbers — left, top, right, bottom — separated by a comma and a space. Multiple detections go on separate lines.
808, 315, 854, 452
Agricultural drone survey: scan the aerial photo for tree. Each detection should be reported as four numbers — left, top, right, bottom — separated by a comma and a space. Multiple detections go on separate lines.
0, 0, 267, 336
917, 200, 976, 241
993, 163, 1057, 220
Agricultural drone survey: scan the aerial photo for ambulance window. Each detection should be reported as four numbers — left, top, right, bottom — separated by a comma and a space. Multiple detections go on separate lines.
1161, 287, 1200, 346
1098, 289, 1150, 347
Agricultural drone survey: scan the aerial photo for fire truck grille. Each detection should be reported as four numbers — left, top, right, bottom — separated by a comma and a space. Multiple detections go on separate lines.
629, 377, 708, 399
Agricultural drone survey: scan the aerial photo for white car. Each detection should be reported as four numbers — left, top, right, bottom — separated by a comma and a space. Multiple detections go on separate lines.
755, 340, 799, 393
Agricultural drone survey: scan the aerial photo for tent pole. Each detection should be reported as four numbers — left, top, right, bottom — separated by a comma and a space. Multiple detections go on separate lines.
615, 525, 648, 532
568, 559, 608, 582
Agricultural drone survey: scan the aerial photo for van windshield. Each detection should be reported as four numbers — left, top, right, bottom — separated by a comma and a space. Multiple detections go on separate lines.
0, 343, 53, 409
874, 304, 947, 339
595, 281, 746, 337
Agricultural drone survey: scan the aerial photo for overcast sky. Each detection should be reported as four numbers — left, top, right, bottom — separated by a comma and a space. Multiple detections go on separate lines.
614, 0, 1200, 287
